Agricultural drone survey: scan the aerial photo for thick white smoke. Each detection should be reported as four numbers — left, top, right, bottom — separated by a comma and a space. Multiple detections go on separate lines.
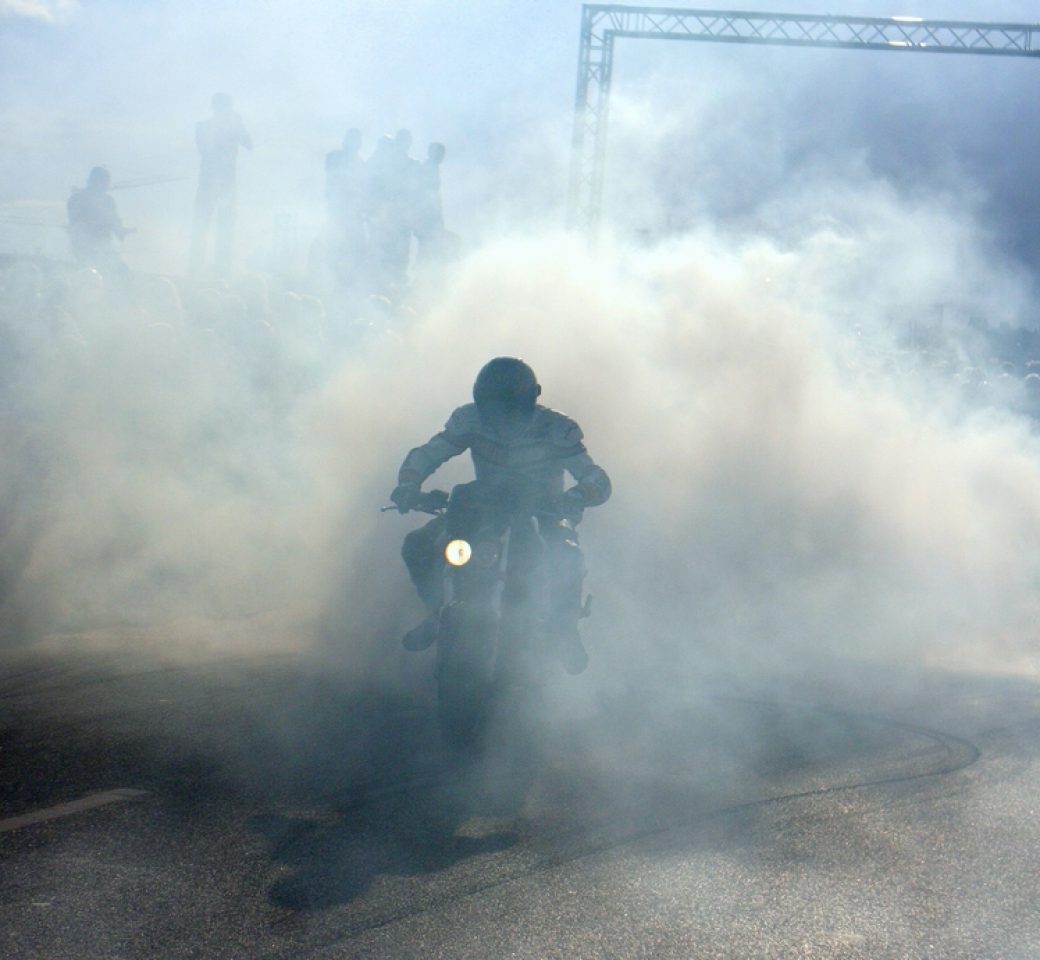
4, 1, 1040, 689
292, 180, 1040, 693
5, 167, 1040, 691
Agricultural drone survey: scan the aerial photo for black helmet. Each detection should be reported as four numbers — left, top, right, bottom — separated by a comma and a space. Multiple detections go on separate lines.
473, 357, 541, 415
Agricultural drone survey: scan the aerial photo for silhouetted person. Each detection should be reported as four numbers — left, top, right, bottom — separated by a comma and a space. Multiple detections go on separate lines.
415, 142, 447, 263
324, 128, 367, 286
190, 93, 252, 276
366, 129, 420, 295
364, 134, 394, 212
66, 166, 131, 274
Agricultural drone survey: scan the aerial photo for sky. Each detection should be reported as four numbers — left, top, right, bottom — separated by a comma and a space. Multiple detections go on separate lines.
3, 0, 1040, 275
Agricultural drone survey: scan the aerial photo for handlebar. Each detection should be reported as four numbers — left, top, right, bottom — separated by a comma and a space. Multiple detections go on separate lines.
381, 486, 581, 524
380, 488, 449, 516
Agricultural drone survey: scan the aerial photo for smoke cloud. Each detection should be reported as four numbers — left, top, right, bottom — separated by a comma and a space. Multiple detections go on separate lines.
346, 192, 1040, 687
3, 166, 1040, 680
1, 3, 1039, 738
0, 0, 77, 23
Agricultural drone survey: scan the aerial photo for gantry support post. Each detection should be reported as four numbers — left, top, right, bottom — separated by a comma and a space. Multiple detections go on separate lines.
567, 7, 616, 237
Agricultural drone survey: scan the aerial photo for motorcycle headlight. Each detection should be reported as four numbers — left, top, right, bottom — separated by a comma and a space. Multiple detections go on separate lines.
444, 539, 472, 567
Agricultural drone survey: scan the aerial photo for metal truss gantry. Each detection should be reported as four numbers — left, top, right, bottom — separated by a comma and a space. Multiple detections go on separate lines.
568, 5, 1040, 236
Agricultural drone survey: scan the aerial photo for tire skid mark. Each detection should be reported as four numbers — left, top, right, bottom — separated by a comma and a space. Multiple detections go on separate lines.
717, 696, 982, 783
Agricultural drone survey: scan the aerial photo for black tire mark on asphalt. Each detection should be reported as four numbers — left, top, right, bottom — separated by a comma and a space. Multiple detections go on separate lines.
263, 697, 982, 958
717, 696, 982, 785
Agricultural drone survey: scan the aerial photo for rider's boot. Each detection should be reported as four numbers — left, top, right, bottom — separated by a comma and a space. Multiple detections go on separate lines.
555, 625, 589, 675
402, 614, 438, 651
544, 533, 589, 674
401, 556, 443, 652
547, 600, 589, 674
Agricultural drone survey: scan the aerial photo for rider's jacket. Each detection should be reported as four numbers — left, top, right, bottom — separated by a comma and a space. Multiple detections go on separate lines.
398, 403, 612, 509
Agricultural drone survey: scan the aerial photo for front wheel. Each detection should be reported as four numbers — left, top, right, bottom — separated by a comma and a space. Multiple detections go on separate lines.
436, 603, 497, 751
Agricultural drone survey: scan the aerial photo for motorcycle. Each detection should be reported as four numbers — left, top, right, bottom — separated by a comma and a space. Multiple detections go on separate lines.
388, 482, 575, 751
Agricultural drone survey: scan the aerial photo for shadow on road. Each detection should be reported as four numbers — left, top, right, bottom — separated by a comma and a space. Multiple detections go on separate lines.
248, 771, 526, 912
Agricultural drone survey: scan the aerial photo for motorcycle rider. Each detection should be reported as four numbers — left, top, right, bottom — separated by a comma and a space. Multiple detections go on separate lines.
390, 357, 611, 674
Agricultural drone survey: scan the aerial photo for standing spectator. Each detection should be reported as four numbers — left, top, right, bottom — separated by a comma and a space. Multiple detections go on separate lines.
324, 128, 368, 287
366, 129, 420, 295
190, 93, 252, 277
66, 166, 131, 275
415, 142, 447, 263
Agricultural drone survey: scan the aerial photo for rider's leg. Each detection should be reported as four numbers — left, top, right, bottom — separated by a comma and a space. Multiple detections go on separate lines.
401, 516, 445, 612
401, 517, 445, 650
542, 521, 589, 675
402, 483, 483, 587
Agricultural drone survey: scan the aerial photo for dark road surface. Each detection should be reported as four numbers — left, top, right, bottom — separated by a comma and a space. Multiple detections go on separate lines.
1, 640, 1038, 959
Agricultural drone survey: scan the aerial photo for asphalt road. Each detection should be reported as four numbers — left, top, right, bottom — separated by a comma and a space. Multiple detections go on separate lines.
1, 641, 1038, 959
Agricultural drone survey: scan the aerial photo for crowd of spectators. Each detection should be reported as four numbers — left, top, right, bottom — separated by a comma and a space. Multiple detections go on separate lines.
64, 96, 456, 309
8, 249, 1040, 452
320, 127, 455, 298
838, 322, 1040, 425
0, 254, 411, 439
6, 250, 1040, 638
11, 121, 457, 476
0, 252, 394, 636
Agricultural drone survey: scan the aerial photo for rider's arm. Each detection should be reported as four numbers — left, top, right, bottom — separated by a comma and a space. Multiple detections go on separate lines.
551, 414, 612, 508
397, 404, 474, 486
561, 450, 612, 507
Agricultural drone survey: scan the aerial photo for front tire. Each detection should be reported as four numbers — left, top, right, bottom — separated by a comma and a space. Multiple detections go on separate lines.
436, 603, 497, 750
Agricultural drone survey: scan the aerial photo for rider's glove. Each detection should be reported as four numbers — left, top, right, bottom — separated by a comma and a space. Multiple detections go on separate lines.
390, 482, 421, 514
556, 488, 586, 524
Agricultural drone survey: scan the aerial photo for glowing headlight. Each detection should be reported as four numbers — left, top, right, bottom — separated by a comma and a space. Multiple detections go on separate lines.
444, 539, 472, 567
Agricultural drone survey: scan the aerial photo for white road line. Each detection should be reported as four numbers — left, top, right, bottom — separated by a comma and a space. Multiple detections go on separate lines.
0, 789, 150, 834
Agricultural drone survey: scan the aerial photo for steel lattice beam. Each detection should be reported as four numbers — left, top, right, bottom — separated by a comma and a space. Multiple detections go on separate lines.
567, 5, 1040, 236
